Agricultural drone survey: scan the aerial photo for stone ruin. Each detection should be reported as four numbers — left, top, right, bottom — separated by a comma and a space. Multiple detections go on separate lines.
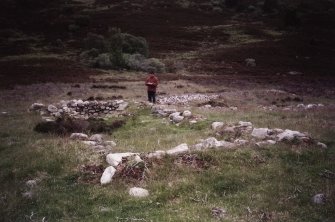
30, 99, 129, 120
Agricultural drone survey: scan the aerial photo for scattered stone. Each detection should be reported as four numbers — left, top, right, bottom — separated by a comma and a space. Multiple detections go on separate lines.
22, 191, 34, 199
30, 103, 45, 111
229, 106, 238, 111
89, 134, 104, 143
129, 187, 149, 198
211, 207, 226, 219
256, 140, 277, 147
82, 141, 97, 146
182, 110, 192, 117
276, 129, 307, 142
169, 112, 184, 123
100, 166, 116, 185
234, 139, 249, 146
158, 93, 221, 105
189, 120, 197, 124
104, 141, 117, 147
147, 150, 166, 159
47, 105, 58, 113
306, 104, 317, 109
251, 128, 271, 140
166, 143, 189, 155
194, 137, 236, 150
25, 180, 37, 189
238, 121, 252, 127
312, 193, 326, 204
116, 102, 129, 111
212, 122, 224, 131
245, 58, 256, 67
288, 71, 302, 75
317, 142, 327, 149
106, 152, 137, 167
70, 133, 89, 140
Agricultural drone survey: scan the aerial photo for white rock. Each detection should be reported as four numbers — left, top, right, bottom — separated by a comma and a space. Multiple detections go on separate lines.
106, 152, 136, 167
162, 108, 177, 114
174, 115, 184, 123
251, 128, 270, 140
147, 150, 166, 159
47, 104, 58, 113
89, 134, 104, 143
212, 122, 224, 131
276, 129, 306, 142
194, 137, 218, 150
104, 141, 117, 147
238, 121, 252, 127
30, 103, 45, 111
204, 104, 212, 108
116, 102, 129, 111
317, 104, 324, 107
256, 140, 277, 147
25, 180, 37, 189
215, 140, 236, 149
182, 110, 192, 117
297, 104, 305, 109
100, 166, 116, 185
229, 106, 238, 111
234, 139, 249, 146
169, 112, 181, 119
70, 133, 88, 140
129, 187, 149, 198
82, 141, 97, 146
245, 58, 256, 67
312, 193, 326, 204
189, 120, 197, 124
273, 128, 284, 133
317, 142, 327, 149
166, 143, 189, 155
306, 104, 317, 109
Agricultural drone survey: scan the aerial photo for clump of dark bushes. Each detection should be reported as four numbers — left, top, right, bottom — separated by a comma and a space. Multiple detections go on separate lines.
80, 29, 165, 73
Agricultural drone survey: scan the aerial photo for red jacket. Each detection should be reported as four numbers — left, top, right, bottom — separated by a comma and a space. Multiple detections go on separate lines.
145, 74, 159, 92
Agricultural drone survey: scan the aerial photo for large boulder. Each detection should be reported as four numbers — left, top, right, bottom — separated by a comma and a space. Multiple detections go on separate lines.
166, 143, 189, 155
106, 153, 137, 167
129, 187, 149, 198
100, 166, 116, 185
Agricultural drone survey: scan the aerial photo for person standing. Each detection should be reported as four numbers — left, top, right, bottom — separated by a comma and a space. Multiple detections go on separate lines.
145, 71, 159, 104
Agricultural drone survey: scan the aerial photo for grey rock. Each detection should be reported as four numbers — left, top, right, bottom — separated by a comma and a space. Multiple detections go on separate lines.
251, 128, 270, 140
82, 141, 97, 146
100, 166, 116, 185
147, 150, 166, 159
116, 102, 129, 111
104, 141, 117, 147
182, 110, 192, 117
276, 130, 306, 142
30, 103, 45, 111
212, 122, 224, 131
129, 187, 149, 198
256, 140, 276, 147
317, 142, 327, 149
166, 143, 189, 155
312, 193, 326, 204
245, 58, 256, 67
106, 152, 137, 167
70, 133, 88, 140
47, 104, 58, 113
89, 134, 104, 143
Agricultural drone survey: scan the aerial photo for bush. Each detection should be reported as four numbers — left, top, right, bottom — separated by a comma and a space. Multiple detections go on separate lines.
84, 33, 107, 52
109, 32, 149, 57
94, 53, 113, 69
124, 53, 166, 73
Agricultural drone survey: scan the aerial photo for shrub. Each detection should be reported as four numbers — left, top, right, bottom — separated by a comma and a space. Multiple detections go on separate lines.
94, 53, 113, 69
109, 32, 149, 57
124, 53, 166, 73
84, 33, 107, 52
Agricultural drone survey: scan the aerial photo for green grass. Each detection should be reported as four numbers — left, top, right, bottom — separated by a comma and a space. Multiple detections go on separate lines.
0, 105, 334, 222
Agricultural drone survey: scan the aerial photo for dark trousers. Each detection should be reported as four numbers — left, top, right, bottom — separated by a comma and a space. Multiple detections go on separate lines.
147, 91, 156, 103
